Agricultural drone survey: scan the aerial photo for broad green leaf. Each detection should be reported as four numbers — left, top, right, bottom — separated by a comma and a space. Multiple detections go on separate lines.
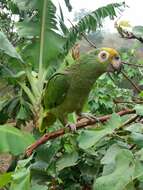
16, 22, 39, 37
0, 31, 23, 62
21, 32, 64, 69
101, 144, 123, 165
0, 124, 35, 155
37, 140, 61, 164
15, 0, 64, 71
136, 148, 143, 161
128, 132, 143, 148
0, 172, 13, 188
78, 114, 122, 149
10, 157, 32, 190
133, 160, 143, 182
56, 151, 78, 171
126, 123, 143, 133
126, 123, 143, 148
10, 168, 30, 190
134, 105, 143, 116
31, 183, 48, 190
93, 149, 135, 190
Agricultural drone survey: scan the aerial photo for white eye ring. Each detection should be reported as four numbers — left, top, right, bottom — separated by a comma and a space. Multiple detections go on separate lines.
98, 51, 110, 62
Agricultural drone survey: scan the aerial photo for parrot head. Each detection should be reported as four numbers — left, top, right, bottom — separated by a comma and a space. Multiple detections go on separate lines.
96, 47, 122, 73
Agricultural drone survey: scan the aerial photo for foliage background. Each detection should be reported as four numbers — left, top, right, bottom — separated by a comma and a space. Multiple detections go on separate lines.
1, 0, 143, 190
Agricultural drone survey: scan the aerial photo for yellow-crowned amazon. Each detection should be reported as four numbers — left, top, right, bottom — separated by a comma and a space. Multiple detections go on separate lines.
41, 47, 122, 131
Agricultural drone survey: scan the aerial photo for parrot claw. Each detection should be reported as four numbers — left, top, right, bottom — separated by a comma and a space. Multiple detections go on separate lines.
77, 113, 99, 122
66, 123, 77, 132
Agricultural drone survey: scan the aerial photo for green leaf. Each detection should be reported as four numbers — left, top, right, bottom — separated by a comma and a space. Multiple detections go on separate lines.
133, 25, 143, 36
15, 0, 64, 71
16, 105, 28, 120
0, 31, 23, 62
56, 151, 78, 171
78, 114, 122, 149
101, 144, 123, 165
133, 160, 143, 182
37, 140, 61, 164
31, 183, 48, 190
0, 124, 35, 155
64, 0, 72, 11
93, 149, 135, 190
134, 105, 143, 116
21, 32, 64, 69
126, 123, 143, 133
136, 148, 143, 161
10, 168, 30, 190
0, 172, 13, 188
10, 157, 33, 190
128, 132, 143, 148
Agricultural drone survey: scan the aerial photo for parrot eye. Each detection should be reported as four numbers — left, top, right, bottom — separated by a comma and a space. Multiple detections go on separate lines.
98, 51, 109, 62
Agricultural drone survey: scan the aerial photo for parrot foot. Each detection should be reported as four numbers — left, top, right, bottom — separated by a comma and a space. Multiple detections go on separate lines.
65, 123, 76, 132
77, 113, 99, 122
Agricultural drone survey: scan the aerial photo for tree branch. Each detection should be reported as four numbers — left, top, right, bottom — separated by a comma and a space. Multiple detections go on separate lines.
116, 25, 143, 43
122, 61, 143, 68
26, 109, 135, 157
114, 99, 143, 104
121, 70, 142, 93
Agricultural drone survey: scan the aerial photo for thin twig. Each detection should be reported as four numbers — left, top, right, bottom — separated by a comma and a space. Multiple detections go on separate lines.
114, 99, 143, 104
121, 70, 142, 93
26, 109, 135, 157
120, 114, 138, 128
81, 32, 97, 48
122, 62, 143, 68
67, 19, 97, 48
116, 25, 143, 43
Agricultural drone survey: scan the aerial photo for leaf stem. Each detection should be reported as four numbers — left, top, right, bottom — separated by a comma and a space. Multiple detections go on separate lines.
38, 0, 47, 81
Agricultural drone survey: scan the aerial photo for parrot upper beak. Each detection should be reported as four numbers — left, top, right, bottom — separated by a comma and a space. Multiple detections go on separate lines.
108, 56, 122, 74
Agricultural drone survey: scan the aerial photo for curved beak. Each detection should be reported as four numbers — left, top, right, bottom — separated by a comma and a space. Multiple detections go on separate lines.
107, 56, 122, 74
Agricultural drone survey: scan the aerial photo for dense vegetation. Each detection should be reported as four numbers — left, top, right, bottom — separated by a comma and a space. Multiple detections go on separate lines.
1, 0, 143, 189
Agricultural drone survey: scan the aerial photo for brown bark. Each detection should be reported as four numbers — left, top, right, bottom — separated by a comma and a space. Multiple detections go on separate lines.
26, 109, 135, 157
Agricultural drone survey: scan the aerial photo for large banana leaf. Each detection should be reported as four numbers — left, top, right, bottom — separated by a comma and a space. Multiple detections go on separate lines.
14, 0, 65, 72
0, 124, 35, 155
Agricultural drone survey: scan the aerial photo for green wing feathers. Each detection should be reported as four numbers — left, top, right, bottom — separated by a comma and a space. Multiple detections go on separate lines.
39, 73, 70, 132
43, 73, 70, 109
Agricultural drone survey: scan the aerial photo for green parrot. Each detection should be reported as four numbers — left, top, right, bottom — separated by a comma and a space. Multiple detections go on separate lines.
40, 47, 122, 131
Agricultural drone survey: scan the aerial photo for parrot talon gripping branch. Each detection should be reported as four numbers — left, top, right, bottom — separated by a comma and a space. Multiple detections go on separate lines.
66, 123, 77, 131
